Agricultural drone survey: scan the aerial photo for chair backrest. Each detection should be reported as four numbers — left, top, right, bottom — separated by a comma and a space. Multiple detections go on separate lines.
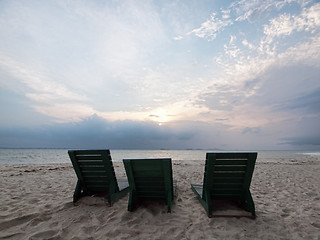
203, 152, 257, 200
123, 158, 173, 199
68, 150, 119, 193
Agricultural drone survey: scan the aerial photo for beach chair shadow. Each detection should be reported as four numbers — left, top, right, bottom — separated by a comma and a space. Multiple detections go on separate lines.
123, 158, 175, 213
191, 152, 257, 218
68, 149, 129, 206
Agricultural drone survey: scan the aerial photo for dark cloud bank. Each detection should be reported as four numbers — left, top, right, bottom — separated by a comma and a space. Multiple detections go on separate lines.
1, 114, 319, 150
0, 115, 198, 149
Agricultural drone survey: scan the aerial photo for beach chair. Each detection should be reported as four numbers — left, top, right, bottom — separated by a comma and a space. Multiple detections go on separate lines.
123, 158, 174, 212
191, 152, 257, 218
68, 150, 129, 205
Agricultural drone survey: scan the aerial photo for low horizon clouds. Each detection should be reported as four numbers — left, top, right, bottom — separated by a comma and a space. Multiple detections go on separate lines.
0, 0, 319, 150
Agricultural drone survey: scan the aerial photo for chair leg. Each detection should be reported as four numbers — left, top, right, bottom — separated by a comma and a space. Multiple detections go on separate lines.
242, 190, 256, 217
166, 190, 172, 213
105, 195, 112, 207
128, 190, 137, 211
73, 180, 83, 203
203, 192, 212, 217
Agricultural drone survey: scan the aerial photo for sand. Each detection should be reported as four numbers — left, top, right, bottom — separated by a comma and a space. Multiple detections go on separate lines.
0, 156, 319, 240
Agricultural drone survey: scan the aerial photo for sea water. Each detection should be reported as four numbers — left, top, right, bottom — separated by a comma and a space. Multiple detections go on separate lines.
0, 149, 319, 165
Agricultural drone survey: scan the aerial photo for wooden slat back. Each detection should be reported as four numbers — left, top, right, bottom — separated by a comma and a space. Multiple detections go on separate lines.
203, 152, 257, 199
123, 158, 173, 199
68, 150, 119, 193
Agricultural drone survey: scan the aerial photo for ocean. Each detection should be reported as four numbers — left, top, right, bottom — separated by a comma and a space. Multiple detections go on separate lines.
0, 149, 319, 165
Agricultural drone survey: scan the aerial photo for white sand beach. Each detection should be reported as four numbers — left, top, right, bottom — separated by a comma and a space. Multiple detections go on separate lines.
0, 156, 319, 240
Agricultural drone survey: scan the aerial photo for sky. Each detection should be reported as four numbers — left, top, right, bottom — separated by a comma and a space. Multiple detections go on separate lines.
0, 0, 319, 150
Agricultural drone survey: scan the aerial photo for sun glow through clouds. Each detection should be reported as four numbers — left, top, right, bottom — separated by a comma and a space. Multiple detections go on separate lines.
149, 109, 172, 126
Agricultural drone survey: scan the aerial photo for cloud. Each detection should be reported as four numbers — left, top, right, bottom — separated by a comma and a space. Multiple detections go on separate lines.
221, 9, 231, 19
1, 111, 319, 150
242, 127, 261, 134
224, 36, 242, 58
188, 12, 233, 40
0, 115, 197, 149
0, 0, 319, 150
0, 0, 172, 122
0, 114, 269, 150
281, 136, 320, 146
189, 0, 317, 42
0, 56, 84, 101
0, 55, 96, 122
263, 3, 320, 43
231, 0, 304, 22
194, 10, 320, 140
173, 36, 183, 40
279, 114, 320, 147
200, 90, 239, 111
274, 87, 320, 113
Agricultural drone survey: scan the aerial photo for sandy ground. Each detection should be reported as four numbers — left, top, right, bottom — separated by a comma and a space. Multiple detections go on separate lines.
0, 157, 319, 240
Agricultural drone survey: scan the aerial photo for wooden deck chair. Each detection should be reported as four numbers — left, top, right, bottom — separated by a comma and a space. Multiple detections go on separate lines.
68, 150, 129, 205
191, 152, 257, 218
123, 158, 174, 212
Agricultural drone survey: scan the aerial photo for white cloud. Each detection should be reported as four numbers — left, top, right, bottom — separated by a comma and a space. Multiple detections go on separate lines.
222, 35, 242, 59
263, 3, 320, 41
242, 39, 256, 50
231, 0, 300, 22
0, 54, 96, 122
173, 36, 183, 40
257, 2, 320, 56
0, 1, 173, 122
33, 103, 96, 123
277, 34, 320, 67
188, 12, 233, 40
196, 29, 320, 129
0, 55, 85, 103
221, 9, 231, 19
187, 0, 314, 41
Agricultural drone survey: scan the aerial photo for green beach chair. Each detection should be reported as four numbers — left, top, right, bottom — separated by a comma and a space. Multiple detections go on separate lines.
68, 149, 129, 205
123, 158, 174, 212
191, 152, 257, 218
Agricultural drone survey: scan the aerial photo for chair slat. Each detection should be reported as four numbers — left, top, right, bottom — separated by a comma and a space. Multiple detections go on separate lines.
214, 165, 247, 171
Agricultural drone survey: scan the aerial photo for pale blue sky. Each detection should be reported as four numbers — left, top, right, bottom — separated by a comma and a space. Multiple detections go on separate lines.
0, 0, 319, 149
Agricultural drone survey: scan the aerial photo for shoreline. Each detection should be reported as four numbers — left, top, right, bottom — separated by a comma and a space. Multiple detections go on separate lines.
1, 148, 319, 165
1, 156, 319, 239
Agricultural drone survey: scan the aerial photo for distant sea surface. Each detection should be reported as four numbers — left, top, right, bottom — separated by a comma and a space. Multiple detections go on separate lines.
0, 149, 319, 165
